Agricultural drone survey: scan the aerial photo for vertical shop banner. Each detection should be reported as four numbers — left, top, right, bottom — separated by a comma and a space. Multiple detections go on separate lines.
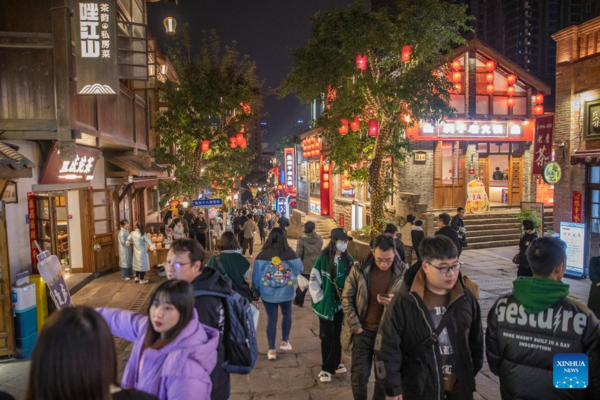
37, 250, 72, 309
284, 148, 295, 188
559, 222, 586, 278
73, 0, 118, 95
27, 193, 38, 266
533, 116, 554, 175
572, 191, 582, 223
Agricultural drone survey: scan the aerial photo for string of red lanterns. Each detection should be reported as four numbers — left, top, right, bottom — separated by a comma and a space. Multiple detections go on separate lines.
301, 136, 322, 158
533, 93, 544, 115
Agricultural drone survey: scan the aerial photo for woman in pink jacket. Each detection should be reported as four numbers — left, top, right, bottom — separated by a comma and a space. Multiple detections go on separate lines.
97, 280, 219, 400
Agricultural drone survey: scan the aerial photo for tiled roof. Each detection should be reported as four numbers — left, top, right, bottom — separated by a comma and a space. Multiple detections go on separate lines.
0, 142, 35, 170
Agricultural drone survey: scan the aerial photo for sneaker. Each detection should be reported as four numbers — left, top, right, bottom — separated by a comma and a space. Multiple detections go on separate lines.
134, 276, 140, 282
122, 277, 131, 281
318, 371, 332, 383
335, 364, 347, 374
139, 279, 149, 284
279, 341, 292, 351
267, 350, 276, 360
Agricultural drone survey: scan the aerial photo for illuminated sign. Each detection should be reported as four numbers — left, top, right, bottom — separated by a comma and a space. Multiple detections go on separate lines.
560, 222, 586, 278
309, 198, 321, 215
421, 120, 524, 138
542, 162, 562, 185
284, 148, 295, 188
39, 142, 100, 184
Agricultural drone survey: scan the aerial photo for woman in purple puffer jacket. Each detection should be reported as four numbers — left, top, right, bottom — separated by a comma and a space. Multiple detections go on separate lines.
97, 280, 219, 400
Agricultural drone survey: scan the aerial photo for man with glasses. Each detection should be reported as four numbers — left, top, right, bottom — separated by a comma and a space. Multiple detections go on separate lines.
166, 239, 233, 400
375, 236, 483, 400
342, 234, 405, 400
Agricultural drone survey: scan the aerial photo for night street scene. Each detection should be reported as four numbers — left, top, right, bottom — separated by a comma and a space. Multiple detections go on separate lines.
1, 0, 600, 399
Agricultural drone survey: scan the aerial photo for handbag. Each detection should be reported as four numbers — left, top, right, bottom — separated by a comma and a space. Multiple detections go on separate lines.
297, 274, 310, 291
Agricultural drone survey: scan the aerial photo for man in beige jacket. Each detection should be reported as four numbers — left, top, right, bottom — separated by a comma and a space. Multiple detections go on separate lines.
242, 216, 258, 258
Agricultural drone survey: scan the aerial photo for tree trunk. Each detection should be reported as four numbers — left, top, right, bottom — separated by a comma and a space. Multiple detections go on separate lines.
369, 124, 392, 234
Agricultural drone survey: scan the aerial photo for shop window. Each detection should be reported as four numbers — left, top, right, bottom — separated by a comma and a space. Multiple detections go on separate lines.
476, 96, 489, 115
477, 143, 488, 153
589, 167, 600, 233
341, 173, 355, 198
513, 97, 527, 116
493, 96, 509, 115
450, 94, 465, 114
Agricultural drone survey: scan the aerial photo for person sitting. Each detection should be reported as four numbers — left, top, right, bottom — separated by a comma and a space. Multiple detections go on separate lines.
493, 167, 504, 180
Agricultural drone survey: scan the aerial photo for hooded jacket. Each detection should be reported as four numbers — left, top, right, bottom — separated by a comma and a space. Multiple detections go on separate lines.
310, 252, 354, 321
374, 267, 483, 399
252, 248, 303, 303
486, 277, 600, 400
97, 308, 218, 400
296, 232, 324, 275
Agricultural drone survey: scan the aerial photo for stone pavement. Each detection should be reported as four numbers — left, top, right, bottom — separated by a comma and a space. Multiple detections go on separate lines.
0, 235, 592, 400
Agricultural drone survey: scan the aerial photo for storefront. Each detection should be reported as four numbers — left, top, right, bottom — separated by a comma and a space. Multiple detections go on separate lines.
298, 130, 332, 217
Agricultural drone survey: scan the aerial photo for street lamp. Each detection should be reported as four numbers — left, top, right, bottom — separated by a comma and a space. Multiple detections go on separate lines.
182, 200, 189, 208
164, 17, 177, 35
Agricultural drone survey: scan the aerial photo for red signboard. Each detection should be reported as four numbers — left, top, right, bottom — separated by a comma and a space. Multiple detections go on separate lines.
339, 213, 344, 228
27, 193, 38, 267
532, 116, 554, 175
408, 119, 535, 142
572, 190, 582, 223
284, 148, 295, 188
39, 142, 100, 184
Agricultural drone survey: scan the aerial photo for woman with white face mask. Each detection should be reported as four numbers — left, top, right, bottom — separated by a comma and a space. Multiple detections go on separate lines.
309, 228, 354, 383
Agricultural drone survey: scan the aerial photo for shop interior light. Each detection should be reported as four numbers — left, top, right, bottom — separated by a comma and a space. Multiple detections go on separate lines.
164, 17, 177, 35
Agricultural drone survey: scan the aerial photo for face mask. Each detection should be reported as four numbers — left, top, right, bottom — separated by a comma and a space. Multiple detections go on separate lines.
336, 242, 348, 253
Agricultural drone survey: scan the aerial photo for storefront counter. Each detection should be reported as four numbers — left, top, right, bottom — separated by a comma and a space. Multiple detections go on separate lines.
489, 180, 509, 204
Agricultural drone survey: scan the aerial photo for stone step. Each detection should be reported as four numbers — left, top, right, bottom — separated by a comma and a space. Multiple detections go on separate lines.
467, 223, 521, 231
468, 228, 521, 238
465, 217, 523, 225
468, 233, 522, 244
466, 239, 520, 249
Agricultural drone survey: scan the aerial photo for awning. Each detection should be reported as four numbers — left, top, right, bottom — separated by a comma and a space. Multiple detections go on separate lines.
133, 178, 159, 189
570, 150, 600, 165
106, 154, 167, 178
0, 141, 35, 179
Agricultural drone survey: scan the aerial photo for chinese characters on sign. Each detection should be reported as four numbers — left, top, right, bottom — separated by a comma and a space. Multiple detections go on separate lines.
465, 180, 490, 214
559, 222, 587, 278
39, 142, 101, 185
533, 115, 554, 175
192, 198, 223, 208
75, 1, 118, 95
421, 120, 524, 139
284, 148, 295, 188
584, 100, 600, 140
27, 193, 38, 267
572, 191, 582, 223
37, 250, 72, 309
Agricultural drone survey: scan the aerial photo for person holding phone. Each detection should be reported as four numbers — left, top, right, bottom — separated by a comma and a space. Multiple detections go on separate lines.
341, 235, 405, 400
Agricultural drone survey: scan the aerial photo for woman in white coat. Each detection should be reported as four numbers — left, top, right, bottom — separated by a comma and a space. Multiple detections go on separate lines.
126, 222, 156, 284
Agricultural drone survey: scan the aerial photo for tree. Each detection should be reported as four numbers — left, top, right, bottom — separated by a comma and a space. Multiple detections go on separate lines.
280, 0, 471, 231
154, 29, 262, 203
276, 134, 302, 160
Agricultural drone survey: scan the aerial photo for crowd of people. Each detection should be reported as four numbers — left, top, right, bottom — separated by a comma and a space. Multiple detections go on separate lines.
13, 203, 600, 400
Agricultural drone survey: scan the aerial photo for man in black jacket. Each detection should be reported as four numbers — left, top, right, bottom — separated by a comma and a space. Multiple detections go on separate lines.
450, 207, 466, 249
374, 236, 483, 400
486, 237, 600, 399
166, 239, 232, 400
436, 212, 462, 256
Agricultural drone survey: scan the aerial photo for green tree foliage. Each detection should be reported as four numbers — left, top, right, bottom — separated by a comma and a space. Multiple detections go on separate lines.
154, 29, 262, 202
276, 134, 302, 160
280, 0, 471, 231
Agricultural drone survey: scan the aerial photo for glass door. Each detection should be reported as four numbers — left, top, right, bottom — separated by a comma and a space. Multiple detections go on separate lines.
35, 193, 70, 269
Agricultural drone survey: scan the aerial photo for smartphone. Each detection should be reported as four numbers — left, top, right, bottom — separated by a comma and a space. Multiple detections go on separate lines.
379, 293, 390, 299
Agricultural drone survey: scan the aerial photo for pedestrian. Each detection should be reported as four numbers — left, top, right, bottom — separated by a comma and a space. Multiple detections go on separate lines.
384, 223, 406, 263
515, 219, 538, 277
127, 222, 156, 284
118, 219, 133, 281
165, 239, 234, 399
588, 249, 600, 318
195, 214, 208, 249
162, 209, 172, 226
309, 228, 354, 382
25, 306, 156, 400
267, 213, 275, 231
184, 208, 196, 232
258, 215, 267, 244
435, 212, 462, 256
375, 235, 484, 400
294, 221, 323, 307
252, 228, 303, 360
400, 214, 415, 265
237, 211, 249, 249
486, 237, 600, 399
206, 231, 251, 288
411, 219, 425, 262
98, 280, 219, 400
242, 214, 258, 257
451, 207, 467, 249
172, 218, 186, 240
341, 234, 404, 400
177, 208, 190, 236
278, 213, 290, 231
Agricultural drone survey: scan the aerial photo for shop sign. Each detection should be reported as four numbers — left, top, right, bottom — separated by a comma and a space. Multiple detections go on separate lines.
40, 142, 100, 184
27, 193, 38, 266
422, 120, 524, 138
572, 191, 582, 223
465, 180, 490, 214
284, 148, 295, 188
542, 162, 562, 185
1, 181, 17, 203
533, 116, 554, 174
339, 213, 344, 228
309, 198, 321, 215
583, 99, 600, 140
521, 202, 544, 233
559, 222, 586, 278
74, 0, 118, 95
414, 151, 427, 163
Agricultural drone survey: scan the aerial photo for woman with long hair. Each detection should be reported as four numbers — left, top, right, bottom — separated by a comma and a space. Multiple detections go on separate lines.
97, 280, 219, 400
205, 232, 251, 299
127, 222, 157, 284
309, 228, 354, 383
26, 306, 156, 400
251, 228, 303, 360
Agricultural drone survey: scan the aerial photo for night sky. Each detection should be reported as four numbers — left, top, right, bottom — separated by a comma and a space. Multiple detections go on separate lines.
147, 0, 370, 150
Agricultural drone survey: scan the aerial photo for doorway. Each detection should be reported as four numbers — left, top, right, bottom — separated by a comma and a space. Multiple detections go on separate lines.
34, 194, 71, 271
477, 143, 523, 206
434, 141, 465, 208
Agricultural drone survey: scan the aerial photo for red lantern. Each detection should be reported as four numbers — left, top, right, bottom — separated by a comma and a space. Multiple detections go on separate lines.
201, 140, 209, 152
533, 105, 544, 116
453, 83, 462, 94
323, 181, 329, 190
338, 119, 349, 135
323, 173, 329, 182
452, 72, 462, 83
240, 137, 247, 149
486, 83, 495, 94
350, 116, 360, 131
368, 120, 379, 137
229, 137, 237, 149
485, 72, 494, 83
323, 164, 330, 172
485, 60, 496, 71
211, 184, 215, 189
356, 54, 367, 71
451, 60, 461, 71
535, 94, 544, 105
241, 102, 251, 114
402, 45, 412, 62
507, 97, 516, 107
326, 85, 337, 102
239, 176, 243, 181
507, 74, 517, 85
236, 133, 244, 146
507, 85, 516, 96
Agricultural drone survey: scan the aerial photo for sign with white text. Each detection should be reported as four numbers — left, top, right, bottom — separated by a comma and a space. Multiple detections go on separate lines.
421, 120, 525, 139
533, 116, 554, 175
560, 222, 586, 278
39, 142, 100, 184
192, 198, 222, 208
284, 148, 295, 188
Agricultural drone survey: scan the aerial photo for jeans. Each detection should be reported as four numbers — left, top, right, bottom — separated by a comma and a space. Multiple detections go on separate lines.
121, 267, 132, 279
263, 300, 292, 350
294, 273, 310, 306
242, 237, 254, 256
135, 271, 145, 280
319, 310, 343, 373
351, 329, 386, 400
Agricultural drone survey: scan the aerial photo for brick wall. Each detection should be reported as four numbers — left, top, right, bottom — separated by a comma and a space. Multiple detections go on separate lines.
399, 140, 435, 209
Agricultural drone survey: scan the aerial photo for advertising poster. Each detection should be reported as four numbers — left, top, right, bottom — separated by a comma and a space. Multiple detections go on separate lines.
465, 180, 490, 214
559, 222, 586, 278
36, 248, 72, 309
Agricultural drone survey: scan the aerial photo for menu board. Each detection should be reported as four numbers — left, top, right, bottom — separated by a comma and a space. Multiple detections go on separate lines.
559, 222, 586, 278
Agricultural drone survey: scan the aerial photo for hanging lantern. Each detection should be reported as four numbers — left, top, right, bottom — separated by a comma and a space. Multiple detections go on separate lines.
240, 137, 247, 149
356, 54, 367, 71
169, 199, 179, 208
350, 116, 360, 131
323, 181, 329, 190
211, 184, 215, 189
338, 119, 349, 135
236, 133, 244, 146
201, 140, 209, 152
485, 60, 496, 71
533, 105, 544, 116
368, 120, 380, 137
452, 60, 461, 71
507, 97, 516, 108
241, 103, 251, 114
452, 71, 462, 83
507, 74, 517, 85
323, 173, 329, 182
229, 137, 237, 149
453, 83, 462, 94
239, 176, 243, 181
326, 85, 337, 102
507, 85, 516, 96
486, 84, 495, 94
323, 164, 330, 172
164, 17, 177, 35
535, 94, 544, 105
402, 45, 412, 62
485, 73, 495, 83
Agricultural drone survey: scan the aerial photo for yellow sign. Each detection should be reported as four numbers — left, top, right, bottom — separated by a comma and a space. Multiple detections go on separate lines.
465, 179, 490, 214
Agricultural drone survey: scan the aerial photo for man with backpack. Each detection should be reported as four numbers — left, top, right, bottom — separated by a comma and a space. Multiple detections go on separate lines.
166, 238, 258, 400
